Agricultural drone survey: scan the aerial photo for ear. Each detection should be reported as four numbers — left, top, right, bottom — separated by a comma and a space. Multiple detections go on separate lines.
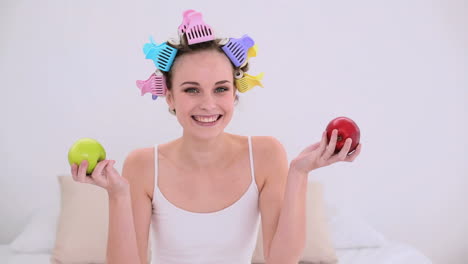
166, 91, 174, 109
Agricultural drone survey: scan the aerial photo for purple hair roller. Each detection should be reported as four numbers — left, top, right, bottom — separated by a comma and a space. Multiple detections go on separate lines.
221, 35, 254, 67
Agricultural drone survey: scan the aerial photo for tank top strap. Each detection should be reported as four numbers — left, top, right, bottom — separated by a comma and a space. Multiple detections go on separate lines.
154, 144, 159, 190
248, 136, 255, 185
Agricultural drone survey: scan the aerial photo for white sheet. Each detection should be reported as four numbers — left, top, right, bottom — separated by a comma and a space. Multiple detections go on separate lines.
0, 245, 51, 264
0, 242, 432, 264
0, 245, 10, 263
336, 242, 432, 264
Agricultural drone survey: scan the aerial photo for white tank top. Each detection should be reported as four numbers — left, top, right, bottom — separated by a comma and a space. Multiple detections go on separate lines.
150, 136, 261, 264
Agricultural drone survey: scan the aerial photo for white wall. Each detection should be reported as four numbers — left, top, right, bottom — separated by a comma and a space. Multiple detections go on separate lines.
1, 0, 467, 263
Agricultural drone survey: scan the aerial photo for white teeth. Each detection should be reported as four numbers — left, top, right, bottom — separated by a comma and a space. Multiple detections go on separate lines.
193, 115, 220, 123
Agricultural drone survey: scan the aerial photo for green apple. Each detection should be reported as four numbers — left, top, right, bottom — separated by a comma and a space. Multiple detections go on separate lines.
68, 138, 106, 175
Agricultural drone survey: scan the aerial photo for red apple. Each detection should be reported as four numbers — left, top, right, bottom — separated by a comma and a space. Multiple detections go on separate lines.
326, 117, 360, 155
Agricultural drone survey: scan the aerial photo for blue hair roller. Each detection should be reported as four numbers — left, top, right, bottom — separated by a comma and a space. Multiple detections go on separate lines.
143, 36, 178, 72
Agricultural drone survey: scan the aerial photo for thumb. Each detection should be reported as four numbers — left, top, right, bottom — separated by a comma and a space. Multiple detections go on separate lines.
105, 160, 116, 173
107, 160, 116, 169
299, 142, 320, 156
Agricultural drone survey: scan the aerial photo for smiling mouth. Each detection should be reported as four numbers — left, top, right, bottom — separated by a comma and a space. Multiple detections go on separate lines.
191, 115, 223, 123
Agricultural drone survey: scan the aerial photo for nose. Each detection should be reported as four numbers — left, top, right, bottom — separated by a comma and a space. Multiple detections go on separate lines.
199, 93, 217, 111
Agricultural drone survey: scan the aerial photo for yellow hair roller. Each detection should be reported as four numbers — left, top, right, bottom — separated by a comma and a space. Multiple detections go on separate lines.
247, 44, 258, 59
235, 72, 264, 93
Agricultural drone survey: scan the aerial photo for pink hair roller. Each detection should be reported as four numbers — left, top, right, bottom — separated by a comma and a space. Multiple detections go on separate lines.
178, 9, 196, 35
185, 12, 215, 45
136, 71, 167, 100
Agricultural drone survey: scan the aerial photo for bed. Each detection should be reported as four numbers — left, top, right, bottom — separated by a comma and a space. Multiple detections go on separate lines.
0, 242, 432, 264
1, 177, 433, 264
335, 241, 433, 263
0, 244, 50, 264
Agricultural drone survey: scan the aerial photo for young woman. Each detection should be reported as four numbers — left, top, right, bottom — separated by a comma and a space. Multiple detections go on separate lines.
70, 11, 361, 264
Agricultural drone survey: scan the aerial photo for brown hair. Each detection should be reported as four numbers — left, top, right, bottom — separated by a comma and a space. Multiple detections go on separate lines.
164, 38, 249, 91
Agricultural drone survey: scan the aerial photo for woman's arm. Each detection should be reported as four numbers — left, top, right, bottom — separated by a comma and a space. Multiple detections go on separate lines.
106, 149, 153, 264
256, 137, 306, 263
258, 131, 361, 264
263, 167, 308, 264
106, 192, 142, 263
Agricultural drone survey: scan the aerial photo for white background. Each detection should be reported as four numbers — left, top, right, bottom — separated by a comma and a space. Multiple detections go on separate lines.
1, 0, 467, 263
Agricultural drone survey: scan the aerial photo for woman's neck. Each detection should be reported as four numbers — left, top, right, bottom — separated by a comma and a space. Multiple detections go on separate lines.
175, 132, 235, 172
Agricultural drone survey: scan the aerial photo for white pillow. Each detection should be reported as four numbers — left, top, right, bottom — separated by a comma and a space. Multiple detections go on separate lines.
8, 180, 385, 254
326, 205, 387, 249
252, 182, 338, 263
9, 205, 58, 253
7, 253, 52, 264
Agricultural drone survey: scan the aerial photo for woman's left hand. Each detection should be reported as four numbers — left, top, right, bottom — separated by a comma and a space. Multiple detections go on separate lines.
290, 129, 362, 175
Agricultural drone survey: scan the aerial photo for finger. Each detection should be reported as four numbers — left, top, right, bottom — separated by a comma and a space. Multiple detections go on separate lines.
337, 138, 353, 161
90, 160, 110, 184
76, 160, 89, 183
323, 129, 338, 160
74, 161, 98, 185
104, 160, 116, 175
108, 160, 117, 171
299, 142, 321, 156
71, 163, 78, 181
299, 131, 326, 156
80, 173, 97, 184
318, 130, 328, 156
328, 138, 352, 163
107, 160, 121, 180
345, 143, 362, 162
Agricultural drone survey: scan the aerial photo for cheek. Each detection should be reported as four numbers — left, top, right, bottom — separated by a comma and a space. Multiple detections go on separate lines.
221, 94, 236, 107
222, 97, 236, 121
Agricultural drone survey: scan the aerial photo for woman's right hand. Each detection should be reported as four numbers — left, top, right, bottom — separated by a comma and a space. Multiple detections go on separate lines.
71, 159, 130, 198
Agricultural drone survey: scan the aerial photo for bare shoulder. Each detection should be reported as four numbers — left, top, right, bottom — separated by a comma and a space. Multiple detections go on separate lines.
251, 136, 289, 192
122, 147, 155, 198
251, 136, 288, 164
125, 147, 154, 165
251, 136, 286, 153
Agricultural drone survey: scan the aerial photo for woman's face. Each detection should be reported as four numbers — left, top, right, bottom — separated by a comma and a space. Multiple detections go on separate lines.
166, 49, 236, 140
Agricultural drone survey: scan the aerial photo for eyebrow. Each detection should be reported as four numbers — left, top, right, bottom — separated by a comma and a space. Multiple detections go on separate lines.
180, 80, 231, 86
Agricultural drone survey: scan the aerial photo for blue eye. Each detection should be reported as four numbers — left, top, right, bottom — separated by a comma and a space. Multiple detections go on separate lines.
184, 88, 199, 94
215, 87, 229, 93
